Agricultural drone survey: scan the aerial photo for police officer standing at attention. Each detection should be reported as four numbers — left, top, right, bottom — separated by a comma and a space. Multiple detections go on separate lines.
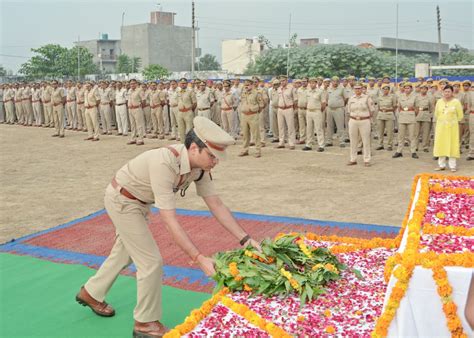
177, 78, 197, 143
393, 82, 419, 159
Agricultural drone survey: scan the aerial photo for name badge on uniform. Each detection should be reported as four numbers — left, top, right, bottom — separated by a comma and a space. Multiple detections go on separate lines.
404, 107, 408, 111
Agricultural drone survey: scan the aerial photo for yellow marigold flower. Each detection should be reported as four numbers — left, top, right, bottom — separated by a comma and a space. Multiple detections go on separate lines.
312, 263, 323, 271
297, 315, 305, 322
243, 284, 252, 291
325, 325, 336, 334
275, 233, 286, 240
355, 310, 363, 316
324, 309, 331, 318
229, 262, 239, 277
296, 240, 313, 258
163, 329, 181, 338
436, 212, 445, 219
244, 250, 253, 258
324, 263, 338, 274
235, 275, 243, 281
280, 268, 292, 279
290, 278, 299, 289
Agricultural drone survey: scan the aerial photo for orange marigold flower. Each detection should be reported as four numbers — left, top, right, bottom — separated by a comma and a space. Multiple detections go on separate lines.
324, 309, 331, 318
243, 284, 252, 292
325, 325, 336, 334
436, 212, 445, 219
297, 315, 305, 322
443, 302, 457, 316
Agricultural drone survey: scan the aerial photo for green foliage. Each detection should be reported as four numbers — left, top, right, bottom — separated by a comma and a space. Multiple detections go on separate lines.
116, 54, 141, 73
0, 65, 6, 76
245, 43, 464, 78
18, 44, 97, 79
142, 64, 170, 81
196, 54, 221, 71
213, 233, 348, 306
437, 45, 474, 76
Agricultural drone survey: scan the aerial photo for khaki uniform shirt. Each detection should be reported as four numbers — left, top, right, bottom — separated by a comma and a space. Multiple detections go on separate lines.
270, 87, 279, 109
220, 90, 235, 110
168, 88, 178, 107
347, 94, 374, 118
327, 85, 347, 109
297, 87, 308, 109
177, 88, 196, 112
51, 87, 65, 105
414, 94, 435, 122
240, 89, 264, 114
31, 88, 41, 102
66, 87, 77, 101
115, 88, 127, 105
277, 86, 295, 108
77, 88, 85, 104
98, 88, 113, 104
15, 88, 23, 102
398, 93, 417, 124
196, 88, 214, 110
85, 87, 100, 108
257, 87, 269, 108
128, 88, 143, 108
306, 88, 325, 111
42, 86, 53, 103
4, 88, 15, 102
367, 86, 380, 105
22, 87, 32, 100
114, 145, 216, 209
377, 94, 397, 120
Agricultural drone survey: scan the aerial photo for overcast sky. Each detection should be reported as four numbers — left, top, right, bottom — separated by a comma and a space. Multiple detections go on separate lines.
1, 0, 472, 73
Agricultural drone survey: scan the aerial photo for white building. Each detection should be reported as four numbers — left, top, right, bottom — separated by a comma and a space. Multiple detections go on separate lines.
221, 38, 264, 75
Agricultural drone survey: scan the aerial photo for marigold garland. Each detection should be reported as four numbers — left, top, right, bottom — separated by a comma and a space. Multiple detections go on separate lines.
422, 223, 474, 237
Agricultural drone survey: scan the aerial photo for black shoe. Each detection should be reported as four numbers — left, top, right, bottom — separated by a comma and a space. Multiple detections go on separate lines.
467, 157, 474, 161
392, 152, 403, 158
271, 139, 279, 143
344, 139, 350, 143
302, 146, 312, 151
357, 150, 362, 155
423, 149, 429, 153
374, 136, 379, 140
376, 146, 384, 150
433, 156, 439, 160
325, 143, 333, 147
317, 147, 324, 152
387, 146, 393, 151
339, 143, 346, 148
412, 153, 419, 159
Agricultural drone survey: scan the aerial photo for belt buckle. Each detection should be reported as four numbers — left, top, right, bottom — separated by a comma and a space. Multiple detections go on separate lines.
404, 107, 408, 111
356, 116, 361, 120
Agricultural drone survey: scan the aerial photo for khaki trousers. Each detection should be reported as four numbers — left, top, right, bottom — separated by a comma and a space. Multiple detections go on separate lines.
177, 111, 194, 143
15, 102, 23, 123
142, 106, 151, 132
271, 105, 279, 140
211, 103, 221, 125
278, 107, 296, 147
52, 104, 65, 136
468, 114, 474, 157
116, 105, 129, 135
23, 101, 33, 125
33, 102, 43, 125
220, 109, 233, 136
349, 119, 371, 163
43, 103, 53, 126
232, 106, 240, 137
77, 104, 85, 130
298, 108, 307, 141
415, 121, 432, 151
376, 119, 394, 147
170, 106, 179, 139
150, 107, 159, 134
163, 105, 171, 134
397, 122, 416, 153
5, 101, 15, 123
85, 185, 162, 322
85, 107, 100, 139
129, 107, 145, 142
66, 102, 77, 129
241, 113, 260, 153
99, 104, 112, 133
259, 108, 267, 143
326, 107, 345, 144
151, 107, 164, 136
197, 109, 211, 119
306, 110, 325, 148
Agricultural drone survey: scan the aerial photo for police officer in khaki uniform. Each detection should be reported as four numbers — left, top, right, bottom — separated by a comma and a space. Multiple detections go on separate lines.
296, 78, 308, 144
66, 80, 77, 130
269, 79, 280, 143
98, 81, 114, 135
141, 83, 152, 134
414, 84, 435, 152
76, 82, 86, 132
3, 84, 16, 124
219, 80, 236, 137
347, 82, 375, 166
393, 82, 418, 158
127, 79, 146, 145
302, 77, 326, 152
196, 80, 215, 119
239, 79, 264, 158
326, 76, 349, 147
276, 75, 297, 149
168, 80, 179, 141
177, 78, 197, 143
376, 84, 397, 151
114, 81, 128, 136
83, 82, 101, 141
51, 80, 66, 138
76, 117, 260, 338
31, 83, 43, 126
42, 82, 53, 127
366, 77, 380, 138
22, 83, 33, 126
257, 78, 270, 144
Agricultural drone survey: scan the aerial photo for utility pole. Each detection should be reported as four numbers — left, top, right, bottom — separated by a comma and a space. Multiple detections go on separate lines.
191, 0, 196, 78
286, 13, 291, 77
437, 5, 442, 65
395, 2, 399, 84
77, 36, 80, 80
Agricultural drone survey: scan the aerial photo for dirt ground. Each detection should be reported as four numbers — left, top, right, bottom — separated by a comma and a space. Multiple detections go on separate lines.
1, 123, 472, 243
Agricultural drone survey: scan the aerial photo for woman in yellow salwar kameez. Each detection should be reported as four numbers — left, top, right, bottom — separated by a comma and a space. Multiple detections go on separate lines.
433, 84, 464, 172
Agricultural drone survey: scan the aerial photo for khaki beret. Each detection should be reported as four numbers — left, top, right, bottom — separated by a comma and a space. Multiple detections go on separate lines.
323, 78, 331, 82
439, 78, 449, 83
331, 76, 340, 81
462, 80, 472, 85
193, 116, 235, 161
278, 75, 288, 80
271, 79, 280, 85
308, 77, 318, 82
294, 79, 302, 84
316, 76, 324, 81
353, 82, 363, 89
381, 84, 391, 89
403, 82, 413, 88
382, 74, 391, 80
402, 77, 409, 82
179, 78, 188, 84
453, 81, 461, 86
426, 78, 434, 82
368, 77, 376, 81
223, 80, 231, 86
420, 84, 428, 89
347, 75, 356, 80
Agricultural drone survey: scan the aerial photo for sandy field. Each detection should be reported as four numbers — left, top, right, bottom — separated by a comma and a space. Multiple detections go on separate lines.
1, 123, 472, 243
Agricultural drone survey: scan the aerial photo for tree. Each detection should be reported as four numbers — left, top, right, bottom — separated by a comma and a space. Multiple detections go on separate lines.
18, 44, 97, 79
116, 54, 141, 73
437, 45, 474, 76
142, 64, 170, 81
0, 65, 6, 76
195, 54, 221, 71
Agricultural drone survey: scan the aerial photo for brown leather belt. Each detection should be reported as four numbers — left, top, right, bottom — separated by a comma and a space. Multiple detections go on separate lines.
67, 99, 76, 103
470, 111, 474, 114
150, 104, 161, 109
380, 109, 394, 112
179, 107, 192, 112
128, 105, 141, 109
101, 102, 111, 105
198, 107, 210, 111
77, 101, 84, 105
115, 102, 126, 106
32, 100, 40, 103
111, 178, 146, 204
53, 102, 63, 107
418, 108, 429, 111
22, 99, 30, 101
142, 104, 150, 108
350, 116, 371, 120
43, 100, 51, 104
221, 107, 233, 111
402, 109, 415, 112
278, 105, 293, 109
85, 105, 96, 109
307, 109, 322, 113
4, 99, 13, 102
170, 104, 178, 107
242, 111, 257, 115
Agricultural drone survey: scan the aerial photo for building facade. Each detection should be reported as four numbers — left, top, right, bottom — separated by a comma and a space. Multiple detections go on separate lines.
75, 35, 120, 73
377, 37, 450, 63
221, 38, 264, 75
